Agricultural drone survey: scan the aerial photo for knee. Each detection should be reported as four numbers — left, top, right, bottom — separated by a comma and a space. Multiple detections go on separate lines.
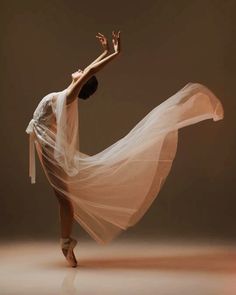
53, 188, 71, 206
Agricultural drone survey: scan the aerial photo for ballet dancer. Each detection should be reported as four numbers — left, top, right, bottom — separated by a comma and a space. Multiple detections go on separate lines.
26, 30, 224, 267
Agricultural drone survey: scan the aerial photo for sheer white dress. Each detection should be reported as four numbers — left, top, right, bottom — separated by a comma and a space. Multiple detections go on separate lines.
25, 82, 224, 244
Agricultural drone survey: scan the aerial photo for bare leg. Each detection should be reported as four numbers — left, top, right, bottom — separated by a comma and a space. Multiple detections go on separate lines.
53, 190, 77, 267
38, 143, 78, 267
53, 187, 74, 239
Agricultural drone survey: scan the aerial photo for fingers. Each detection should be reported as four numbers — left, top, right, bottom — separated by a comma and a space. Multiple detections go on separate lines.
96, 32, 106, 40
96, 30, 120, 38
112, 30, 121, 39
96, 34, 104, 39
96, 30, 121, 43
97, 32, 104, 37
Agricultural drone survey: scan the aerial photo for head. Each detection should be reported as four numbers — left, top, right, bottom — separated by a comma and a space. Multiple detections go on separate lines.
71, 69, 98, 100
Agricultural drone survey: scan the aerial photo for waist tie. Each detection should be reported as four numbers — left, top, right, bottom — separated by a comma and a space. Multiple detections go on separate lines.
26, 119, 37, 184
29, 132, 36, 184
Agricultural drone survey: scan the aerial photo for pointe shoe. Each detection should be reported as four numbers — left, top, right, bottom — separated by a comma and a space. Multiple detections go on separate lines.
60, 237, 78, 267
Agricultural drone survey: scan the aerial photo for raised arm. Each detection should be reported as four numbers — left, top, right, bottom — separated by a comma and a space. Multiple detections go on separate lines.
88, 31, 121, 73
84, 32, 110, 68
86, 50, 109, 67
67, 31, 121, 103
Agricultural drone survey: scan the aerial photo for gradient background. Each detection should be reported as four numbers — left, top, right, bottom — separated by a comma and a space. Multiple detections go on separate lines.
1, 0, 235, 243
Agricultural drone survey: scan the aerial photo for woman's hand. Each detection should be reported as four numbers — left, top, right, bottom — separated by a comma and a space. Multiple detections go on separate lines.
112, 30, 121, 54
96, 32, 109, 52
82, 30, 121, 77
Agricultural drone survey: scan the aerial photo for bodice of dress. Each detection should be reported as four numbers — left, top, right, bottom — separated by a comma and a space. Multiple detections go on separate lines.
26, 92, 57, 134
26, 90, 64, 184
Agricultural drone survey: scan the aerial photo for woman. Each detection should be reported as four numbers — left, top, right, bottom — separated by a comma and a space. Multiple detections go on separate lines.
26, 30, 224, 268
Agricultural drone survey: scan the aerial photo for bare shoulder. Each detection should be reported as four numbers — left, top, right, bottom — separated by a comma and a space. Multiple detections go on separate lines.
65, 89, 77, 105
66, 86, 80, 104
50, 89, 74, 107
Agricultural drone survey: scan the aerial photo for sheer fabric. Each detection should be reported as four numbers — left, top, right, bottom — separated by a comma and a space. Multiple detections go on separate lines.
25, 82, 224, 244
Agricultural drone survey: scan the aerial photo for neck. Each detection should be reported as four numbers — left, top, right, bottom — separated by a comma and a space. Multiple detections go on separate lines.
67, 79, 76, 91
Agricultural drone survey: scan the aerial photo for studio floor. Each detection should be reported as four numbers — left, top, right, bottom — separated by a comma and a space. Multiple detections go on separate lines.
0, 238, 236, 295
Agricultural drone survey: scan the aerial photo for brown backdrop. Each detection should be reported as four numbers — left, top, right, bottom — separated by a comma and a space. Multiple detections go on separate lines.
1, 0, 235, 242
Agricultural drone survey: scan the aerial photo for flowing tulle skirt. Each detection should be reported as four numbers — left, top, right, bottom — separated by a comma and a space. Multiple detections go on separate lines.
29, 82, 224, 244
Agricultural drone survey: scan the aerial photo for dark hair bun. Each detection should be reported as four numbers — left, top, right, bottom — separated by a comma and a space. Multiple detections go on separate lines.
78, 75, 98, 100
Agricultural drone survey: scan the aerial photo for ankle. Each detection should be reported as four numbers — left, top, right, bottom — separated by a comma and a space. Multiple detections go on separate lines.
60, 236, 77, 249
60, 237, 72, 248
